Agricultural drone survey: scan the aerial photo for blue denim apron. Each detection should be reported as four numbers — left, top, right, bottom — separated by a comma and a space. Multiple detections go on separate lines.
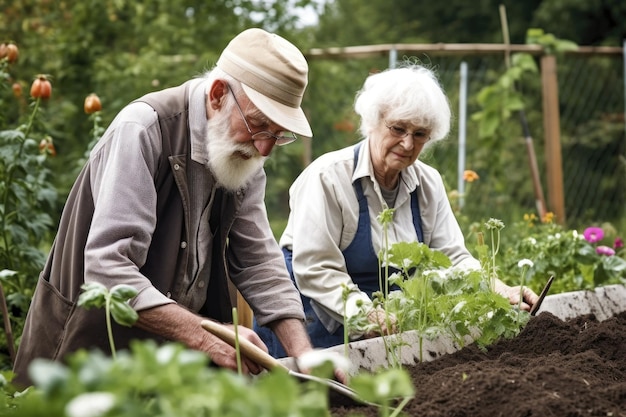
255, 142, 424, 357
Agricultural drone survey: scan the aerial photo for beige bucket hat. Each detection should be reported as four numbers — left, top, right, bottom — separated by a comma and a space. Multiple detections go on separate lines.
216, 28, 313, 138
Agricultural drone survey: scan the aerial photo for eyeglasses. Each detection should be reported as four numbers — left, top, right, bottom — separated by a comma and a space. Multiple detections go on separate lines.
385, 122, 431, 145
228, 85, 297, 146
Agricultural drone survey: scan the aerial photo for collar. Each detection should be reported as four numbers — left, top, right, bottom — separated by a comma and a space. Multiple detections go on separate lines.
188, 78, 210, 165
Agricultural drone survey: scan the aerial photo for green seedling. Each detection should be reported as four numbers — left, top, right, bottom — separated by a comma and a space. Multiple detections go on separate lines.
77, 282, 138, 359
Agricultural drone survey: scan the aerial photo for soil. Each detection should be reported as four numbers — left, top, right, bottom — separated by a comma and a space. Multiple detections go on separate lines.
330, 311, 626, 417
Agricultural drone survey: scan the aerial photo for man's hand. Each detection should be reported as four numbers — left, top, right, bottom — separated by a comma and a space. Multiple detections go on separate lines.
136, 304, 268, 375
199, 323, 268, 375
270, 318, 349, 383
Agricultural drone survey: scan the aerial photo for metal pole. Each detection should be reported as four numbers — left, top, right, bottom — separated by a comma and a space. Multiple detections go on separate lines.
389, 48, 397, 69
458, 62, 468, 208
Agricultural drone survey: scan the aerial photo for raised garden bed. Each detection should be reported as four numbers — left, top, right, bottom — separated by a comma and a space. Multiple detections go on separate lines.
325, 285, 626, 416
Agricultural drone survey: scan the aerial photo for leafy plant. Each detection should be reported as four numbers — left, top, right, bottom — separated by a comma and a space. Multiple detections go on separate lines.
2, 281, 413, 417
77, 283, 139, 359
345, 212, 529, 367
0, 44, 58, 369
1, 341, 334, 417
350, 367, 414, 417
499, 216, 626, 293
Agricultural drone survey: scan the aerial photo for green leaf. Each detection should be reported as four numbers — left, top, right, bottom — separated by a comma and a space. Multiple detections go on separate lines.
77, 282, 108, 309
110, 301, 139, 327
109, 284, 138, 302
28, 359, 70, 395
351, 367, 414, 403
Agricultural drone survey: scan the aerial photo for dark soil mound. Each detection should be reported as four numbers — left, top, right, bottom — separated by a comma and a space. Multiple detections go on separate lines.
331, 311, 626, 416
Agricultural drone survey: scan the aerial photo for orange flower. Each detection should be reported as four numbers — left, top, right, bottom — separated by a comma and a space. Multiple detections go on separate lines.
30, 75, 51, 99
84, 93, 102, 114
542, 212, 555, 224
463, 170, 479, 183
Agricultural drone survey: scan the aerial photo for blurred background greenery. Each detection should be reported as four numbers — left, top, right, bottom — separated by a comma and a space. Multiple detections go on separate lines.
2, 0, 624, 237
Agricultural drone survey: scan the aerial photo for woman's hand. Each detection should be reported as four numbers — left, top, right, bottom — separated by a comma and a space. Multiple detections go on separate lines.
495, 280, 539, 312
364, 307, 397, 338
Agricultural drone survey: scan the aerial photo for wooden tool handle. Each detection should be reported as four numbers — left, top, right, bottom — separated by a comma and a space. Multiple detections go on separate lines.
200, 320, 288, 371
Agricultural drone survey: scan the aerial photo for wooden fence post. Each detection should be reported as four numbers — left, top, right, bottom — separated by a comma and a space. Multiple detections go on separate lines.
540, 54, 566, 224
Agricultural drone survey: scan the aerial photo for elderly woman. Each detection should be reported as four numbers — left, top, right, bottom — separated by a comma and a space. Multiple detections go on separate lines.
257, 63, 538, 356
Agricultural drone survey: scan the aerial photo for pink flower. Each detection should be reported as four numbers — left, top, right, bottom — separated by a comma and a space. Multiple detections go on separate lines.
596, 245, 615, 256
614, 237, 624, 250
583, 227, 604, 244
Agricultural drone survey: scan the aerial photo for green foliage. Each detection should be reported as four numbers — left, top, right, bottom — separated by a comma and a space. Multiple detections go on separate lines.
526, 28, 579, 55
78, 283, 139, 359
0, 54, 57, 369
498, 217, 626, 293
346, 212, 529, 367
1, 341, 334, 417
350, 368, 415, 417
471, 53, 537, 139
384, 244, 526, 354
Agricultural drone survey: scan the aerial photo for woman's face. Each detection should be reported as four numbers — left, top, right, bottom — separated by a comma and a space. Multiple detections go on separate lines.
369, 119, 431, 184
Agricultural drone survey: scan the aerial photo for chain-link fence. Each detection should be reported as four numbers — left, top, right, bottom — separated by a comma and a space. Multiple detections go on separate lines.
303, 46, 625, 233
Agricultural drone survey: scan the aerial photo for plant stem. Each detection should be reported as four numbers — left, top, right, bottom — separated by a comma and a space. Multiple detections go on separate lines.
389, 396, 412, 417
105, 295, 117, 360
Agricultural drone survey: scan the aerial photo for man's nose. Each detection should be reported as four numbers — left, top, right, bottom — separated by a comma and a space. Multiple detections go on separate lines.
253, 139, 276, 156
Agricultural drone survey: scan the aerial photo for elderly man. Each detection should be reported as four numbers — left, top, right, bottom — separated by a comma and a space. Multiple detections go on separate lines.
13, 28, 315, 387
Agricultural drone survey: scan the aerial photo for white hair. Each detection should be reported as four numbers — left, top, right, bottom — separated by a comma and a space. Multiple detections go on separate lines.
353, 63, 451, 141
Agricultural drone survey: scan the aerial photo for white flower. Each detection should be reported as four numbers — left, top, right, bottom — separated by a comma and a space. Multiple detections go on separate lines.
297, 349, 352, 373
65, 392, 116, 417
517, 259, 534, 268
528, 237, 537, 245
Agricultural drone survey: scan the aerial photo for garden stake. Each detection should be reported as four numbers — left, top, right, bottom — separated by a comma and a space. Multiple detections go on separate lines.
499, 5, 548, 220
0, 283, 15, 364
200, 320, 383, 408
530, 275, 555, 316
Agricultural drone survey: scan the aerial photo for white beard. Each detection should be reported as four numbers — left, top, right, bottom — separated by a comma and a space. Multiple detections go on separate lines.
205, 113, 266, 191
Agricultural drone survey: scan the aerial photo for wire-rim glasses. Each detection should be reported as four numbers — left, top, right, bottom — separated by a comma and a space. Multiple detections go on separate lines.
385, 122, 431, 145
227, 85, 297, 146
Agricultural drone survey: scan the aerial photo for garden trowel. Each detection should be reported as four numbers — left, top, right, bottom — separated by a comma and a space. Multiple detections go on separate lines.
200, 319, 380, 408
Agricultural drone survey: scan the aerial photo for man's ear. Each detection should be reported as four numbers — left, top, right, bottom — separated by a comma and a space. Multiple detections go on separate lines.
208, 79, 228, 110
